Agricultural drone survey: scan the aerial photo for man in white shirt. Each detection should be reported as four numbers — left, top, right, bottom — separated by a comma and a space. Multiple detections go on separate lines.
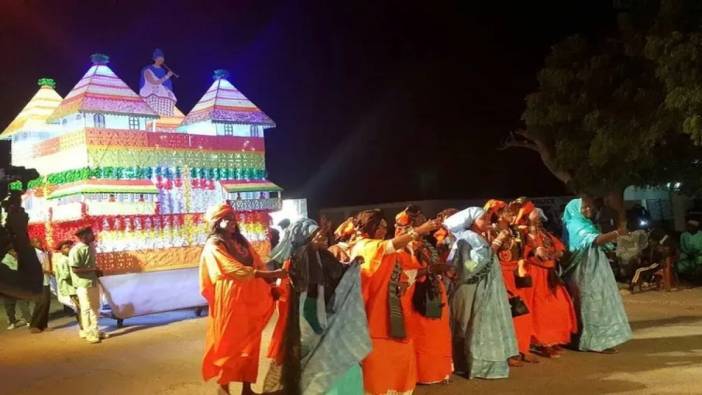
69, 227, 105, 344
29, 238, 52, 333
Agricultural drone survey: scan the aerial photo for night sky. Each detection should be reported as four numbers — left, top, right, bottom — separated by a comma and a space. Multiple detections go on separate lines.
0, 1, 618, 212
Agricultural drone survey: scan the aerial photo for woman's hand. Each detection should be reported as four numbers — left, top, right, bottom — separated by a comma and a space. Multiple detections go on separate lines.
535, 246, 549, 260
255, 268, 288, 280
429, 263, 452, 274
415, 219, 440, 236
272, 269, 288, 279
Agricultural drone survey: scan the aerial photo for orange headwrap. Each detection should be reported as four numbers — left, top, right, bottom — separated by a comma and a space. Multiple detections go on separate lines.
395, 210, 412, 227
204, 202, 235, 225
334, 217, 356, 242
513, 199, 535, 225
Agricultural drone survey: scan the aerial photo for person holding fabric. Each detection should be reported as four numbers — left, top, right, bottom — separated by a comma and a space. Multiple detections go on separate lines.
561, 197, 632, 353
199, 202, 287, 395
350, 209, 439, 395
677, 219, 702, 282
484, 199, 537, 365
69, 227, 105, 344
523, 207, 577, 357
265, 218, 371, 395
53, 240, 82, 330
444, 207, 518, 379
394, 207, 453, 385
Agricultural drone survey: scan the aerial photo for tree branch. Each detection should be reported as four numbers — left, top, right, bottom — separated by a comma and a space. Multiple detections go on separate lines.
499, 131, 539, 151
501, 128, 574, 187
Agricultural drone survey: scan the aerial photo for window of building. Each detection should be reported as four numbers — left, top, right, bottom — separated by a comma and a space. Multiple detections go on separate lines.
250, 125, 261, 137
128, 117, 141, 130
93, 113, 106, 128
223, 123, 234, 136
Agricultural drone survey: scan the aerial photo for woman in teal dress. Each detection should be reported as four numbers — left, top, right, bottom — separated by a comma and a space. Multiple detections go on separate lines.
444, 207, 518, 379
561, 198, 632, 353
265, 218, 370, 395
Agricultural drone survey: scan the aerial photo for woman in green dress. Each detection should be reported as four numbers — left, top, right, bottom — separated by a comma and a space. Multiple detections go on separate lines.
444, 207, 518, 379
561, 198, 632, 353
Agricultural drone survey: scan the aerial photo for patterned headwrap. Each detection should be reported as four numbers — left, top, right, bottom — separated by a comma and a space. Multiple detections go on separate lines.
204, 202, 234, 225
290, 218, 320, 247
270, 218, 319, 265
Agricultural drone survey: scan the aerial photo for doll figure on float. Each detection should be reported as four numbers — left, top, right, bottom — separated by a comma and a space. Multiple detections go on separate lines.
139, 48, 177, 116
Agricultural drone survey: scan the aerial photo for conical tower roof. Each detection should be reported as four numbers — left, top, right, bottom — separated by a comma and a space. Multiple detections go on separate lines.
1, 78, 63, 139
181, 69, 275, 127
48, 53, 157, 122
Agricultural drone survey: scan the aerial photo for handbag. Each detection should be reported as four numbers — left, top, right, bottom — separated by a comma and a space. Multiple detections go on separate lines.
412, 274, 443, 319
514, 270, 533, 288
507, 291, 529, 317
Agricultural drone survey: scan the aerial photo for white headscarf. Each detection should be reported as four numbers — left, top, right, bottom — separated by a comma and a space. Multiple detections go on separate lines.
443, 207, 486, 235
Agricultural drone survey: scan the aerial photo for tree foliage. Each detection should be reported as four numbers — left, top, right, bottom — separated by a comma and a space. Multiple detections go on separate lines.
511, 0, 702, 199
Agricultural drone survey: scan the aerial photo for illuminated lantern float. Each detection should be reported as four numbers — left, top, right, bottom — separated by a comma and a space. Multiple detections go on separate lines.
1, 54, 281, 325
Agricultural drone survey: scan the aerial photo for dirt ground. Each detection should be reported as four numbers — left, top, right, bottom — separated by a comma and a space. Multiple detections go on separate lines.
1, 288, 702, 395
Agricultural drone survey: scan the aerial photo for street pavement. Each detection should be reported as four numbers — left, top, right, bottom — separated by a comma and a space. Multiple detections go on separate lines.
1, 288, 702, 395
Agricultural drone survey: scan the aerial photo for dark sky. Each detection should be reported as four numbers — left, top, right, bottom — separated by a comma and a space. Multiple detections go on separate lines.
0, 0, 619, 212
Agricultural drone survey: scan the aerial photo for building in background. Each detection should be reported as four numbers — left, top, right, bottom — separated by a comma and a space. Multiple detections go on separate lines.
0, 53, 281, 325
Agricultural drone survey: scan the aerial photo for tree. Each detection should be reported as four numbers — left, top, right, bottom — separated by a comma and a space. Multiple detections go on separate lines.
507, 0, 702, 225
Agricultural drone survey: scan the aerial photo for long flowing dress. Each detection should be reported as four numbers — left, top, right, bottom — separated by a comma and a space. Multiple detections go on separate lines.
406, 242, 453, 384
524, 229, 577, 346
351, 238, 418, 395
561, 199, 632, 352
496, 249, 534, 355
199, 237, 275, 384
266, 222, 371, 395
444, 207, 517, 379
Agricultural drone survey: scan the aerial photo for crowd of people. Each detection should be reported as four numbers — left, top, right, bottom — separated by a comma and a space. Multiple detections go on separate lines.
199, 196, 633, 395
1, 227, 105, 344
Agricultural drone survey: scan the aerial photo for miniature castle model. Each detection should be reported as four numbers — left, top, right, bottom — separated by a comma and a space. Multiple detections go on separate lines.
2, 53, 281, 274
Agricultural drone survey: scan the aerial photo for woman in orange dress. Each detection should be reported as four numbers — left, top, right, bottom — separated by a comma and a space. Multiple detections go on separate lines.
199, 203, 287, 395
395, 207, 453, 385
484, 199, 537, 365
523, 207, 577, 357
350, 209, 439, 395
